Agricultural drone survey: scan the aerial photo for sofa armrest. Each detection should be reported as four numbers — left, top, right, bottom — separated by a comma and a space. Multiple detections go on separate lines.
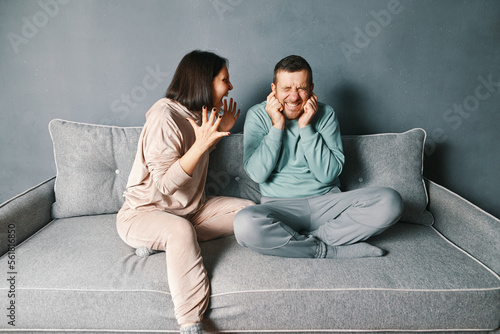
425, 178, 500, 276
0, 177, 56, 257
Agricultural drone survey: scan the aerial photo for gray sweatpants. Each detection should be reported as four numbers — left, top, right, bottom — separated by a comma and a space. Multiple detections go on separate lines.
233, 187, 404, 258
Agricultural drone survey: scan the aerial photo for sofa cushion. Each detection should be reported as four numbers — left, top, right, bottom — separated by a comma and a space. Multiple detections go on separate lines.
49, 119, 142, 218
205, 133, 261, 203
2, 214, 498, 332
339, 128, 433, 225
49, 119, 431, 224
207, 129, 433, 225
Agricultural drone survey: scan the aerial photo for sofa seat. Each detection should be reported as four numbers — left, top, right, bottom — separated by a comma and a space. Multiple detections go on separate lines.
5, 213, 499, 333
2, 122, 498, 333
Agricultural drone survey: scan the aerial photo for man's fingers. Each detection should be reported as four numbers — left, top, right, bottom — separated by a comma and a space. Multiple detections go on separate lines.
267, 91, 276, 103
268, 96, 282, 112
312, 93, 318, 106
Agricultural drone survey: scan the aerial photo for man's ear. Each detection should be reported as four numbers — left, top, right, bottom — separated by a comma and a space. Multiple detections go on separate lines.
271, 83, 276, 94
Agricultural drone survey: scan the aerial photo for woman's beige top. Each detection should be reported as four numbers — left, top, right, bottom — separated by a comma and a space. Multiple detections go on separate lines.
123, 98, 207, 216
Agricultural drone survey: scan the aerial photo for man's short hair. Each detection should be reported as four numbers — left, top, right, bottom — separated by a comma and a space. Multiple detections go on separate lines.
273, 55, 313, 87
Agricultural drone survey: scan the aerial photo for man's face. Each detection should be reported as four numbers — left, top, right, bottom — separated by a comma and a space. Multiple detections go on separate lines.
272, 69, 314, 120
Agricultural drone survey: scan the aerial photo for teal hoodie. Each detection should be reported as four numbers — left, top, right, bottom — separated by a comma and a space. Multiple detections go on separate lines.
243, 101, 345, 198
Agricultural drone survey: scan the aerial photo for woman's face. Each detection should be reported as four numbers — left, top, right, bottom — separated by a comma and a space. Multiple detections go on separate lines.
211, 65, 233, 111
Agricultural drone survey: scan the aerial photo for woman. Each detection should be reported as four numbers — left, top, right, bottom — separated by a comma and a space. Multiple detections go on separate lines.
116, 50, 254, 334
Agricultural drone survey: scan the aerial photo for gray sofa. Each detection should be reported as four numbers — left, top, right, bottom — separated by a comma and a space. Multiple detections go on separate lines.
1, 119, 499, 333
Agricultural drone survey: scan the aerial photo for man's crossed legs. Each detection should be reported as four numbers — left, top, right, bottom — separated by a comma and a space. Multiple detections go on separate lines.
234, 187, 403, 259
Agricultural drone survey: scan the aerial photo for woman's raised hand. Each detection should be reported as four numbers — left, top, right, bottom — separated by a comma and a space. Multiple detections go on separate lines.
218, 98, 240, 133
186, 106, 230, 154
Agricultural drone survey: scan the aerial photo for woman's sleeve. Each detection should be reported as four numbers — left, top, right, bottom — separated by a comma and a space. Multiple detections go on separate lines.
142, 114, 192, 195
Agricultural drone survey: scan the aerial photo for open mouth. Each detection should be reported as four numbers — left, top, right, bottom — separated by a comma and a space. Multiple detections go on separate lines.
220, 93, 229, 105
285, 102, 302, 111
214, 96, 226, 110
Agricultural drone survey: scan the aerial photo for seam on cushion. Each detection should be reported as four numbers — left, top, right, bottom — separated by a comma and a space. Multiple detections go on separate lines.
0, 329, 495, 333
9, 286, 499, 298
110, 125, 120, 201
0, 176, 56, 208
4, 287, 497, 296
340, 127, 425, 139
2, 328, 495, 333
0, 330, 176, 333
427, 179, 500, 222
49, 120, 61, 201
0, 219, 58, 261
49, 118, 143, 130
430, 226, 500, 281
210, 286, 500, 298
418, 129, 432, 224
7, 288, 171, 296
212, 330, 498, 333
211, 330, 498, 333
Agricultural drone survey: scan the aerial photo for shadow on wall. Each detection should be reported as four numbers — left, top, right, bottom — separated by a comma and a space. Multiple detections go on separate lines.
331, 82, 452, 196
423, 141, 450, 187
329, 83, 375, 136
238, 82, 269, 133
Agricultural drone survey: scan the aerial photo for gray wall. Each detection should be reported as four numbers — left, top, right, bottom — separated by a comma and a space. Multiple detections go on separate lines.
1, 0, 499, 219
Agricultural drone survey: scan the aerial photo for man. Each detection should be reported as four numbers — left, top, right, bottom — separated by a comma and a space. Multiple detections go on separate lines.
233, 55, 403, 259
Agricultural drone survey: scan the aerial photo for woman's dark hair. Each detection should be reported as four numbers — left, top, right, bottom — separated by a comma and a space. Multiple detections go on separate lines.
166, 50, 228, 111
273, 55, 313, 88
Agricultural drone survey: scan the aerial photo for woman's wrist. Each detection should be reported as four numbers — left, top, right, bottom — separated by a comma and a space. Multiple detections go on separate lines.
191, 140, 210, 156
178, 142, 206, 176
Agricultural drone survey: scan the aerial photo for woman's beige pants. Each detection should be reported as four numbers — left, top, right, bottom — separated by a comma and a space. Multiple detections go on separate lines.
117, 196, 254, 326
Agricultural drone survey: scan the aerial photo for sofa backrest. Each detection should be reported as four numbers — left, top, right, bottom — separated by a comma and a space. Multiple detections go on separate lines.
49, 119, 433, 225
